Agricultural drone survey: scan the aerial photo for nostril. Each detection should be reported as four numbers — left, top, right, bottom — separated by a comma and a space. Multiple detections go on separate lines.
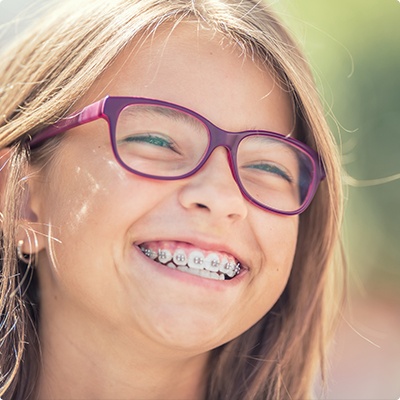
196, 203, 208, 209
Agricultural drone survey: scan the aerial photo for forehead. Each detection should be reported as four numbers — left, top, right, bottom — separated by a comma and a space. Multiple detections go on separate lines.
87, 22, 295, 135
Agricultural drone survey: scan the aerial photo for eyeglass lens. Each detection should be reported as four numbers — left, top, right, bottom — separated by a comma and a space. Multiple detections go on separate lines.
115, 104, 314, 213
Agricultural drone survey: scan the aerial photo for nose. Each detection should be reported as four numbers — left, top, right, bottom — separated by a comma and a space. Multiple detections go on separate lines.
178, 147, 248, 221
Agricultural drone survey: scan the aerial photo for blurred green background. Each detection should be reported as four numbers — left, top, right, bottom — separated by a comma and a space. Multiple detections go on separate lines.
1, 0, 400, 398
276, 1, 400, 398
277, 0, 400, 294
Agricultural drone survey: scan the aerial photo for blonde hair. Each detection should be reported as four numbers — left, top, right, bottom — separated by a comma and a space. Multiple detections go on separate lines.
0, 0, 345, 398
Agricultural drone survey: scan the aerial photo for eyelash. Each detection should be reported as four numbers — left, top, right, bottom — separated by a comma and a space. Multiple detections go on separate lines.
123, 133, 179, 152
245, 163, 292, 182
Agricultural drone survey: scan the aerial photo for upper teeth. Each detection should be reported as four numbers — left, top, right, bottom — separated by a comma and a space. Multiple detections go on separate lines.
188, 251, 204, 269
158, 249, 172, 263
173, 250, 187, 266
140, 246, 241, 279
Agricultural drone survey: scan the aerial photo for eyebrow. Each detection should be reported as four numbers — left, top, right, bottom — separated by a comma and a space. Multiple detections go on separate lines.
120, 105, 205, 130
249, 135, 290, 148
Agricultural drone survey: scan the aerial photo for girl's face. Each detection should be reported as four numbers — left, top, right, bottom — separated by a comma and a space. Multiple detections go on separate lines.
31, 24, 298, 355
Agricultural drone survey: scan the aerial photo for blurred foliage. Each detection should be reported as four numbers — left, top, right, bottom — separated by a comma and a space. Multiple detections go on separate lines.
277, 0, 400, 291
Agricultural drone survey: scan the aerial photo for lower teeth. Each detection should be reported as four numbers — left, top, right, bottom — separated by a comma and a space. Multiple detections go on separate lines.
175, 265, 225, 280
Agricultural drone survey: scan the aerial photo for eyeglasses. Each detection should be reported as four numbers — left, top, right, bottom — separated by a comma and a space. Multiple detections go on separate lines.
30, 96, 325, 215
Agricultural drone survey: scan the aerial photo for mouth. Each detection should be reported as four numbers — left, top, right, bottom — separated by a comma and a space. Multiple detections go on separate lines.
138, 241, 242, 281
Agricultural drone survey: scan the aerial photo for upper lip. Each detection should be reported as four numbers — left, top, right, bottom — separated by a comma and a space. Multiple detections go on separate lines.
135, 234, 249, 270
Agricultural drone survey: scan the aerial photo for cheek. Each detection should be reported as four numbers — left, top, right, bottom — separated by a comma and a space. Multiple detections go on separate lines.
266, 217, 298, 290
36, 151, 178, 265
260, 215, 298, 268
216, 214, 297, 343
39, 149, 136, 231
247, 202, 299, 256
34, 160, 121, 289
246, 211, 298, 314
47, 153, 123, 224
34, 154, 174, 317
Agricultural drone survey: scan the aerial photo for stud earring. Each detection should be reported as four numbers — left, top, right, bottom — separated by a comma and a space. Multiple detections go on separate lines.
17, 239, 33, 264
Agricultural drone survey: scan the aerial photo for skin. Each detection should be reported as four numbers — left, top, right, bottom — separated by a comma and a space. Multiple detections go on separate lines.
23, 23, 298, 400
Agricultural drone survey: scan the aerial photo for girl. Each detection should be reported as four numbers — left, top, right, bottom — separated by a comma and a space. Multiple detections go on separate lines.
0, 0, 344, 398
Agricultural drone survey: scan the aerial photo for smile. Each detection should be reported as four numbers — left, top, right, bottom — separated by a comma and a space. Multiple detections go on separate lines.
139, 242, 241, 281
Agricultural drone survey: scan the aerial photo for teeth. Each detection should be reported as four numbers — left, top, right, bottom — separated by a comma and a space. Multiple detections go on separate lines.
140, 245, 241, 279
219, 257, 228, 273
204, 253, 220, 272
199, 269, 225, 280
186, 268, 201, 277
141, 247, 157, 259
220, 261, 241, 278
187, 250, 205, 270
173, 249, 187, 266
158, 249, 172, 264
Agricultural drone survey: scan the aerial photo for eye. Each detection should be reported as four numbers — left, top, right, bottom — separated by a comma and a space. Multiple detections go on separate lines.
120, 133, 181, 154
245, 162, 292, 182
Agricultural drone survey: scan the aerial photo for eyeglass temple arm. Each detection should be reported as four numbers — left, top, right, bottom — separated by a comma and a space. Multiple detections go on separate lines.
29, 97, 108, 148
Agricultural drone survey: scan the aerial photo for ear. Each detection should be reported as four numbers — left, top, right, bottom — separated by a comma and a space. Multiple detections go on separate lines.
0, 147, 47, 255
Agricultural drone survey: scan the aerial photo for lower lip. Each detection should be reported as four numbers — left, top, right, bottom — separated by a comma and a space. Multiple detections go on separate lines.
132, 245, 246, 290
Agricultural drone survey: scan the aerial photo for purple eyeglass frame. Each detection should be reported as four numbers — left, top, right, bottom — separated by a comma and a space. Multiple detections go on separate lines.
29, 95, 325, 215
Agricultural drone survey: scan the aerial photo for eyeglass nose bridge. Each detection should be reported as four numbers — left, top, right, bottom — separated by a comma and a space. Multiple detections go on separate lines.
195, 123, 244, 185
